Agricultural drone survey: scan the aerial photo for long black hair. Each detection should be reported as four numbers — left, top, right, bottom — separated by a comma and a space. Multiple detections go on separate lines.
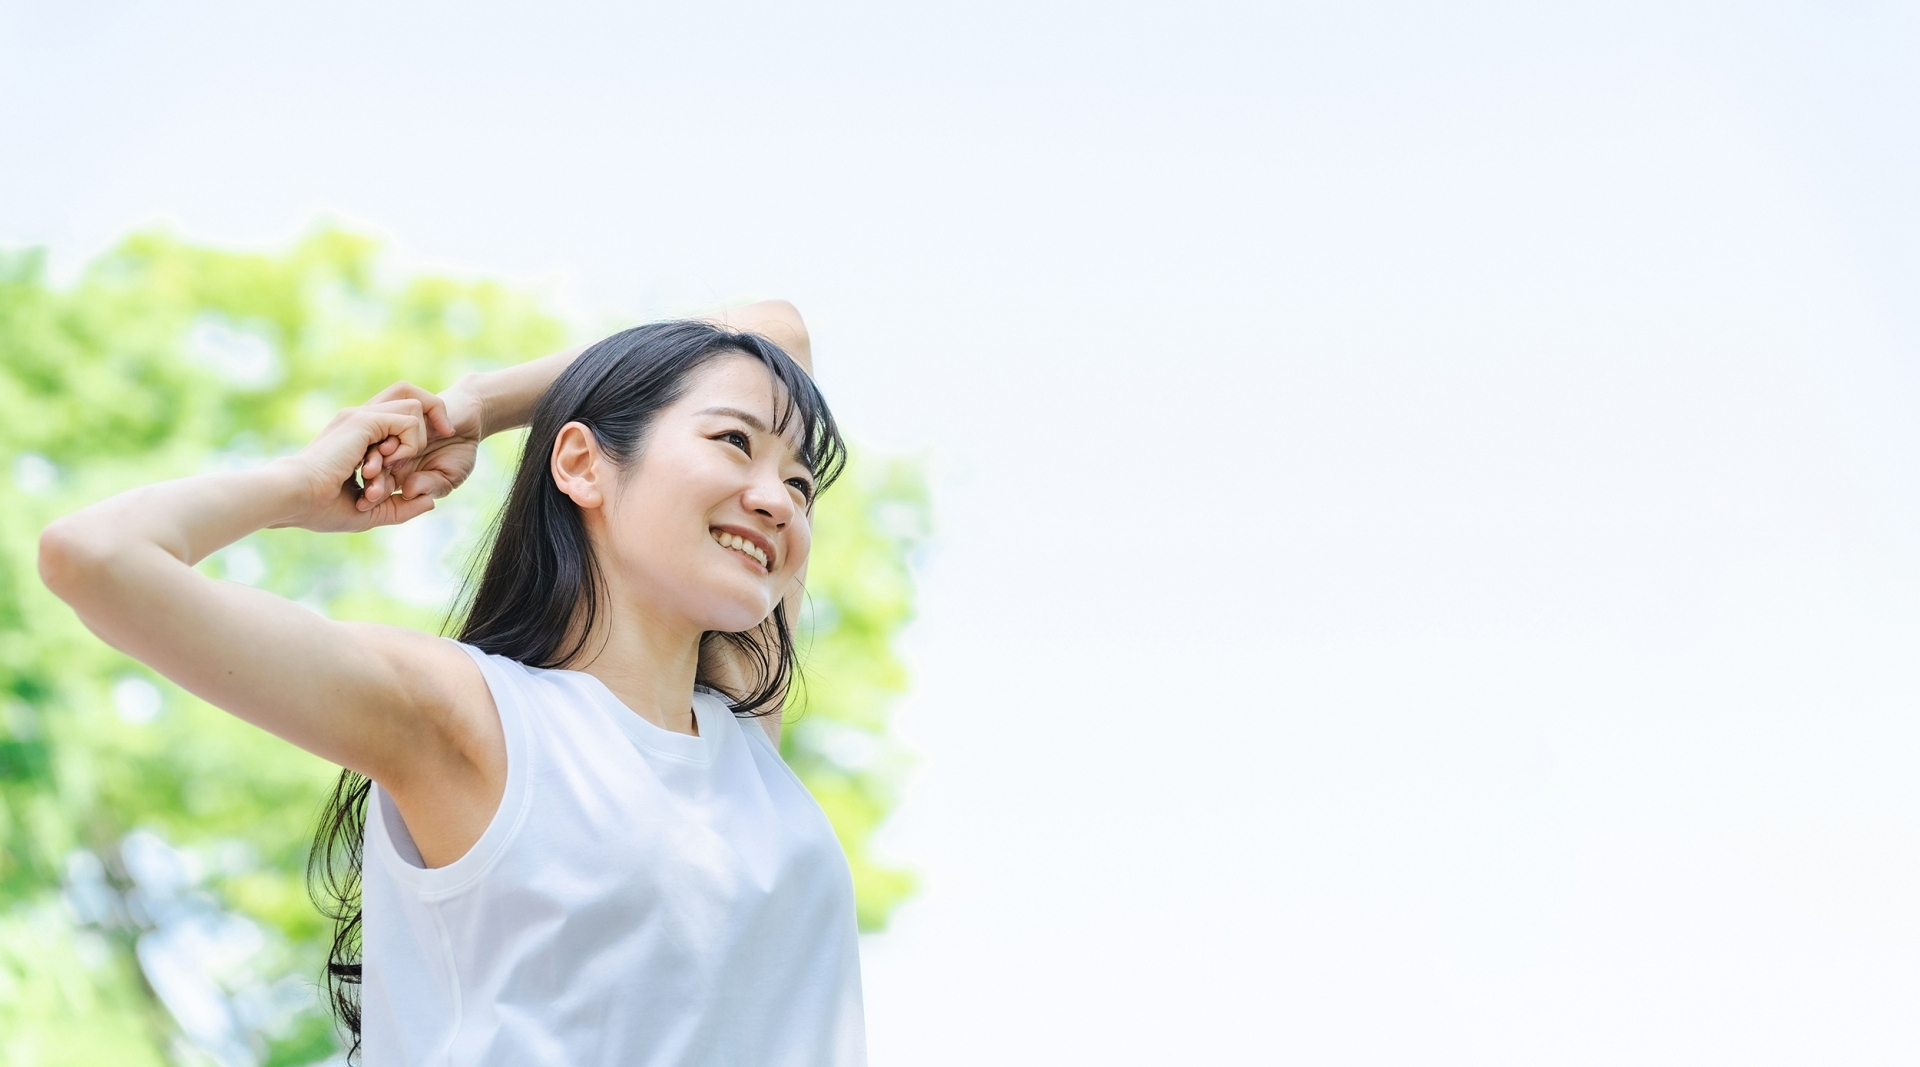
306, 321, 845, 1058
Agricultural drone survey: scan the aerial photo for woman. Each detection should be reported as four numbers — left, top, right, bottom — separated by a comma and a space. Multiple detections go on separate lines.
37, 302, 863, 1065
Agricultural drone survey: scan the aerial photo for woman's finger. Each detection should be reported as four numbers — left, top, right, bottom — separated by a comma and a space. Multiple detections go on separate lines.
357, 402, 431, 463
357, 469, 396, 510
362, 439, 398, 490
367, 488, 436, 528
366, 381, 456, 439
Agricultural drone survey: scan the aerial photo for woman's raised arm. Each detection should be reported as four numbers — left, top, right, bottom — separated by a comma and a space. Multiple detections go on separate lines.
35, 398, 491, 793
354, 300, 811, 504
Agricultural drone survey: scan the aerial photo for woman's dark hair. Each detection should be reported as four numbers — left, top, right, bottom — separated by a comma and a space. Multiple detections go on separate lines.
306, 321, 845, 1059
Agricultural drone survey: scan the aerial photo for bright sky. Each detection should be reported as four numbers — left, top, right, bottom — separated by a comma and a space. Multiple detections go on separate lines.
6, 0, 1920, 1062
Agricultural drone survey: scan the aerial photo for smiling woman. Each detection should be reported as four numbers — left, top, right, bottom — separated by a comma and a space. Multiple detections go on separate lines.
37, 304, 866, 1066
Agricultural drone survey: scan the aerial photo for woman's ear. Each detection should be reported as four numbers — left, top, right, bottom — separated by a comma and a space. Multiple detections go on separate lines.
551, 421, 608, 509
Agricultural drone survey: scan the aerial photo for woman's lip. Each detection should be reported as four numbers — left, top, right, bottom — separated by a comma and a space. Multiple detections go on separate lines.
710, 524, 777, 572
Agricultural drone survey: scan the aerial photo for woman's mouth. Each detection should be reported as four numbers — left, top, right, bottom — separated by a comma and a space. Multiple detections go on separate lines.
711, 528, 771, 572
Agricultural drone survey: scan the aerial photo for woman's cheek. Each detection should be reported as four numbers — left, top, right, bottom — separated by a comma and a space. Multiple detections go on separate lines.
788, 528, 812, 572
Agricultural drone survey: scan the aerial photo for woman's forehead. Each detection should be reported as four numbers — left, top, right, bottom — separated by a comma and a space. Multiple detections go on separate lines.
681, 359, 786, 417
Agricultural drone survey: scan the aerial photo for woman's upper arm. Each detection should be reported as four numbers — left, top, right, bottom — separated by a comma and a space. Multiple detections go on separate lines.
43, 525, 487, 787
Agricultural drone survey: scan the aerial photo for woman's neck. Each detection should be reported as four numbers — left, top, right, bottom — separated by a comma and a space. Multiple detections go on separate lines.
567, 608, 703, 736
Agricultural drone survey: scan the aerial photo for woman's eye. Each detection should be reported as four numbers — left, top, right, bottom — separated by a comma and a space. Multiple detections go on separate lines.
787, 478, 815, 502
720, 431, 751, 454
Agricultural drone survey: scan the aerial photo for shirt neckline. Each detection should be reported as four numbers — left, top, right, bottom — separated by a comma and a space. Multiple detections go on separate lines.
551, 667, 725, 764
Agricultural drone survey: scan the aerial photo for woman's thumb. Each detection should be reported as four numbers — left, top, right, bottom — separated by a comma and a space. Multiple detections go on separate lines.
401, 470, 454, 500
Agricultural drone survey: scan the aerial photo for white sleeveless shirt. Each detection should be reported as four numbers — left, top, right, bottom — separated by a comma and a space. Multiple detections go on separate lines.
360, 641, 867, 1066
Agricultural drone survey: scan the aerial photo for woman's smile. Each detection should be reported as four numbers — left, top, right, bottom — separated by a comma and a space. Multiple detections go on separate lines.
711, 525, 775, 572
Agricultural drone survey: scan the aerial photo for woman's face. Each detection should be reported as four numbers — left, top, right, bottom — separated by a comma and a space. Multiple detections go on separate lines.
557, 354, 817, 637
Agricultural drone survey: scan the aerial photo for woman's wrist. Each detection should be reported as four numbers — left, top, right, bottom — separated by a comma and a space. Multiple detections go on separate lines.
446, 343, 586, 441
260, 454, 339, 530
440, 377, 492, 440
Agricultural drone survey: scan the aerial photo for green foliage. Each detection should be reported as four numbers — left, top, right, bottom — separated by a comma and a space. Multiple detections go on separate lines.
0, 902, 169, 1066
0, 228, 924, 1058
786, 457, 928, 931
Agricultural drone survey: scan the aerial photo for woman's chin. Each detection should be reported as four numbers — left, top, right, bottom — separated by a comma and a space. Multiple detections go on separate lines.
698, 593, 779, 634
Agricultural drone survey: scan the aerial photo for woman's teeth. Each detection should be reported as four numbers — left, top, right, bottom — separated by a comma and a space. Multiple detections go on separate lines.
713, 530, 768, 568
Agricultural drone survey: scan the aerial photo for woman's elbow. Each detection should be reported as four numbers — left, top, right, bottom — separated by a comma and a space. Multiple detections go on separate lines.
38, 516, 112, 601
763, 300, 813, 372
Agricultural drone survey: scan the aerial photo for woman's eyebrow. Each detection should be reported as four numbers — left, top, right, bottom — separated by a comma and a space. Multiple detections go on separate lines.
698, 404, 812, 470
697, 406, 770, 433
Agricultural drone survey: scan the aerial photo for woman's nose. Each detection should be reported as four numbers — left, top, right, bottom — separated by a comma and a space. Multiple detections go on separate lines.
743, 474, 795, 527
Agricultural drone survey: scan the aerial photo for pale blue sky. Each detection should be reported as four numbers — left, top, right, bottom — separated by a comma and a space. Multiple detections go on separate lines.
5, 1, 1920, 1061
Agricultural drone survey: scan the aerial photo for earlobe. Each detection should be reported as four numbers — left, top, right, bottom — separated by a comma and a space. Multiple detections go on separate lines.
550, 421, 605, 509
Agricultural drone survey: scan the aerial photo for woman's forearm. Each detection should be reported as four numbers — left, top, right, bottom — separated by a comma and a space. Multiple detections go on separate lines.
137, 463, 312, 565
41, 462, 309, 599
445, 344, 590, 441
45, 399, 438, 604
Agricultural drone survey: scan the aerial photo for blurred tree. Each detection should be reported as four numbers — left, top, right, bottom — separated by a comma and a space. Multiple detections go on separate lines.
0, 229, 923, 1061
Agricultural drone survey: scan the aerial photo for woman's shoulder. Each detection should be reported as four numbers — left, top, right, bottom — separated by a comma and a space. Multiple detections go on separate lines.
434, 641, 586, 732
703, 687, 782, 750
452, 647, 637, 737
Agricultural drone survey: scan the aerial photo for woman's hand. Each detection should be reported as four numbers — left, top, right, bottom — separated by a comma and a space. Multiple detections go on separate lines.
272, 397, 449, 533
352, 381, 484, 511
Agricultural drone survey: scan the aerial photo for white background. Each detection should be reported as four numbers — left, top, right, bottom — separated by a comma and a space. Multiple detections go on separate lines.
6, 1, 1920, 1061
